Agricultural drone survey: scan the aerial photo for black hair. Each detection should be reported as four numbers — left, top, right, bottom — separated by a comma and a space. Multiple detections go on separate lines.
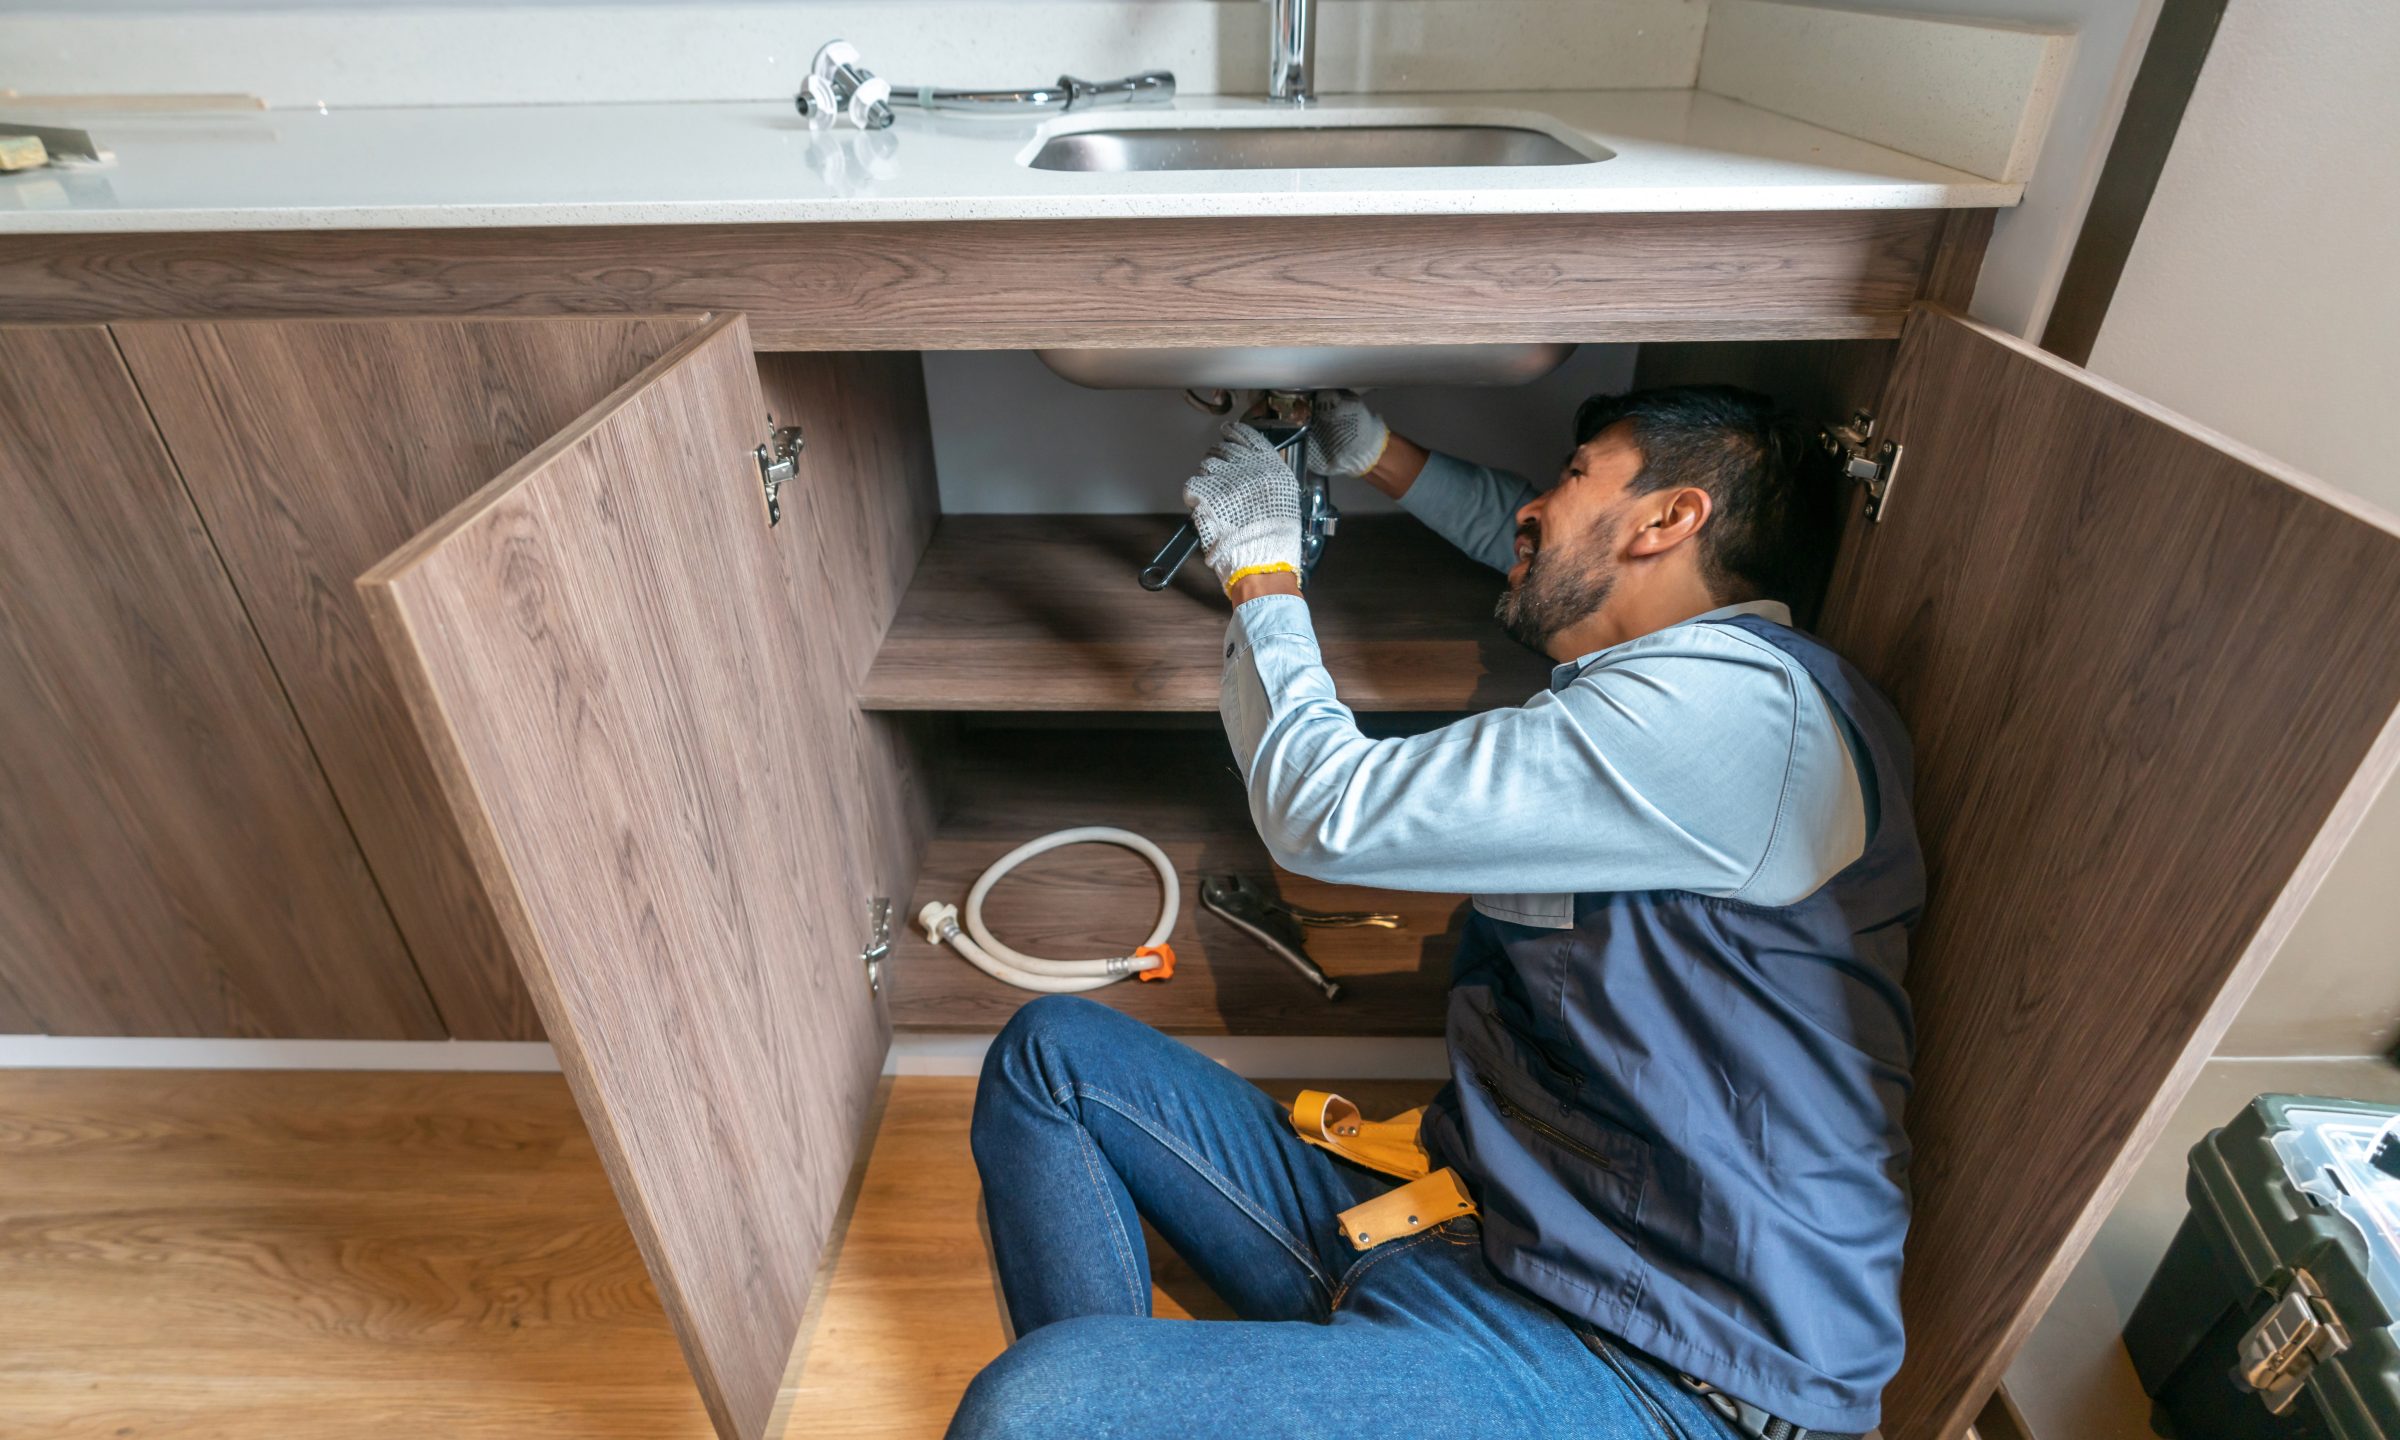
1571, 385, 1844, 614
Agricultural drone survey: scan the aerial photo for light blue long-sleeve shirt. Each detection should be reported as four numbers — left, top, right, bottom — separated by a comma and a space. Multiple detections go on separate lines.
1221, 451, 1866, 922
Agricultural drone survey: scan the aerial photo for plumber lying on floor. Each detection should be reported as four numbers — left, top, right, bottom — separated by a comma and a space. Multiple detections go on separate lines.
949, 388, 1920, 1440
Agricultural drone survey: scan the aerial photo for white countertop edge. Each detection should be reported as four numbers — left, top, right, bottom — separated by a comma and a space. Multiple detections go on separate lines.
1, 181, 2020, 235
0, 91, 2022, 236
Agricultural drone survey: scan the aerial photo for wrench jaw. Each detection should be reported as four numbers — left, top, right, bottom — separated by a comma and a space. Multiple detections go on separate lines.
1140, 523, 1202, 591
1198, 872, 1371, 1002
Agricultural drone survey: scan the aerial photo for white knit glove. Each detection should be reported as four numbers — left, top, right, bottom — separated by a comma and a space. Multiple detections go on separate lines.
1309, 390, 1391, 479
1183, 420, 1302, 592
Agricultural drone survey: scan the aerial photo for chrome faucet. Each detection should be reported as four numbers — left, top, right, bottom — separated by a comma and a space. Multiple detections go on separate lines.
1268, 0, 1315, 103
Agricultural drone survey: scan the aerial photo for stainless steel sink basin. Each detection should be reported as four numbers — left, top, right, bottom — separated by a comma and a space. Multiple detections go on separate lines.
1026, 122, 1603, 173
1036, 343, 1577, 390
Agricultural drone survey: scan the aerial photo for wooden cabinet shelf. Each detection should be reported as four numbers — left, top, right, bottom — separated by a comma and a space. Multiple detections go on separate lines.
860, 514, 1554, 713
885, 728, 1459, 1036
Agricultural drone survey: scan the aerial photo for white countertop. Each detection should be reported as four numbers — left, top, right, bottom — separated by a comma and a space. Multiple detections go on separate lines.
0, 89, 2018, 235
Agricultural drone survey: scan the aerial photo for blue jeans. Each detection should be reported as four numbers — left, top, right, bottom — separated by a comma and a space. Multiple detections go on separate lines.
948, 996, 1743, 1440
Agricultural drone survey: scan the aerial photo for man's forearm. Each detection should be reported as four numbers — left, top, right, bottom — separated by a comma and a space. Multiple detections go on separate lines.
1354, 433, 1431, 501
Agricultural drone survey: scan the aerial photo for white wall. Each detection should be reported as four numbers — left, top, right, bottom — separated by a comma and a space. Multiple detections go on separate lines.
1744, 0, 2163, 341
2080, 0, 2400, 1059
0, 0, 1711, 107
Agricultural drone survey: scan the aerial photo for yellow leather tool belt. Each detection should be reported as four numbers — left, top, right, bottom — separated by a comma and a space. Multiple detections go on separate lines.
1287, 1089, 1479, 1252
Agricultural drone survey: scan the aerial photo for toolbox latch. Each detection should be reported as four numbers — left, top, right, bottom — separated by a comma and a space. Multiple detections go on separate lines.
2233, 1266, 2350, 1414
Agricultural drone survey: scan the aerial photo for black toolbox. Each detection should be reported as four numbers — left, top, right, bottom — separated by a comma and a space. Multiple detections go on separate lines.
2125, 1094, 2399, 1438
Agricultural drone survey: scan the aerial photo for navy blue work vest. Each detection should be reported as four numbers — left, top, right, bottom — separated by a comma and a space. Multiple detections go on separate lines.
1419, 615, 1922, 1434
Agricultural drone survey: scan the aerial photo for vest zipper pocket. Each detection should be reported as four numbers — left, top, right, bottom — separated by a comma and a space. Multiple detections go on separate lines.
1532, 1044, 1584, 1089
1477, 1072, 1614, 1171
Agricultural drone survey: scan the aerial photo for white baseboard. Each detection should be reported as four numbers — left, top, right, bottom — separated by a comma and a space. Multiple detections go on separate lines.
0, 1035, 561, 1071
0, 1032, 1450, 1078
890, 1032, 1450, 1079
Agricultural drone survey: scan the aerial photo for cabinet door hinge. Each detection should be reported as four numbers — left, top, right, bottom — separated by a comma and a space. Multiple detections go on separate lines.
861, 896, 891, 994
1824, 411, 1902, 524
754, 422, 805, 527
2234, 1267, 2349, 1414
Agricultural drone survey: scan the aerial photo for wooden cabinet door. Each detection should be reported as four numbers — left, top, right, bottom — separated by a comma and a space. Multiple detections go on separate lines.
0, 324, 438, 1038
116, 315, 707, 1040
1821, 308, 2400, 1437
359, 314, 888, 1440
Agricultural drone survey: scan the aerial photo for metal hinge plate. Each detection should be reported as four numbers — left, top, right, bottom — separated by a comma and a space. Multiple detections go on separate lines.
755, 423, 804, 527
1824, 411, 1902, 524
2234, 1267, 2349, 1414
861, 896, 891, 994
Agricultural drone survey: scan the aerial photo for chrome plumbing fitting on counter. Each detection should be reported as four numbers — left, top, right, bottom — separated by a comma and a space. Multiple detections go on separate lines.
795, 40, 1174, 130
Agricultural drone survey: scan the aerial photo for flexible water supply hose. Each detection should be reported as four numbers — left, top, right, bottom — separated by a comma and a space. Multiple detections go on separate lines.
918, 827, 1179, 993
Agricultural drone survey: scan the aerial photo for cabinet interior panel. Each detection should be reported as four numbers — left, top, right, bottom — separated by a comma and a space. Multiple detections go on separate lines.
863, 515, 1553, 713
0, 324, 438, 1038
886, 728, 1462, 1036
754, 352, 944, 934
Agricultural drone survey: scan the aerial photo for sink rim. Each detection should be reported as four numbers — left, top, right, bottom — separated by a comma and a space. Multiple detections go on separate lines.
1015, 104, 1615, 173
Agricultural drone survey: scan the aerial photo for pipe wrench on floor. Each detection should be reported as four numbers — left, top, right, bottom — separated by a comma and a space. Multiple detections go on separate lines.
1196, 873, 1399, 1002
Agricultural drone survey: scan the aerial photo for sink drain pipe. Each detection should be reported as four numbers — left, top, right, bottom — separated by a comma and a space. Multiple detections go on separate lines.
918, 827, 1179, 993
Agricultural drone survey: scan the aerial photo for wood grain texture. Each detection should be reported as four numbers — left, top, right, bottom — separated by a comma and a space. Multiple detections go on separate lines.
1920, 207, 1996, 312
0, 324, 437, 1038
887, 728, 1463, 1036
0, 211, 1957, 348
115, 315, 705, 1041
360, 315, 889, 1440
864, 514, 1554, 712
1824, 309, 2400, 1438
783, 1075, 1440, 1439
0, 1069, 713, 1438
753, 353, 945, 931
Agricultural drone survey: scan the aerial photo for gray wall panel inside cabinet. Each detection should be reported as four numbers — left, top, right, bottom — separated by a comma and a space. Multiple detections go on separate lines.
924, 346, 1640, 515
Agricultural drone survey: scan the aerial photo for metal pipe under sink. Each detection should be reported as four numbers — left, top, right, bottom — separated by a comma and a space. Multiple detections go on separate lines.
1031, 344, 1579, 591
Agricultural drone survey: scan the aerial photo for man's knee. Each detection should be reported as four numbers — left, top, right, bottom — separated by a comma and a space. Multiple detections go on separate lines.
989, 993, 1115, 1067
977, 995, 1126, 1104
946, 1316, 1133, 1440
973, 995, 1109, 1160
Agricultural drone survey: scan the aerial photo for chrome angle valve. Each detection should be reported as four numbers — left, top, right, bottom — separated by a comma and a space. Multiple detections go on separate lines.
1141, 389, 1342, 592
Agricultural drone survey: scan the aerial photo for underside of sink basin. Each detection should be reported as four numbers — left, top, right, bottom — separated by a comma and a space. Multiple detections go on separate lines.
1025, 122, 1605, 173
1035, 343, 1578, 391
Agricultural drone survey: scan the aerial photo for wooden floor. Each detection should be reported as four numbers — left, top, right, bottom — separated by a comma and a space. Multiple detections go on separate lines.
782, 1075, 1440, 1438
780, 1078, 1184, 1440
0, 1069, 1436, 1440
0, 1070, 712, 1439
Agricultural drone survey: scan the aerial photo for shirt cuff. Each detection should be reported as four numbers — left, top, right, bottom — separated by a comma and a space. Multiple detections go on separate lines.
1230, 591, 1318, 651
